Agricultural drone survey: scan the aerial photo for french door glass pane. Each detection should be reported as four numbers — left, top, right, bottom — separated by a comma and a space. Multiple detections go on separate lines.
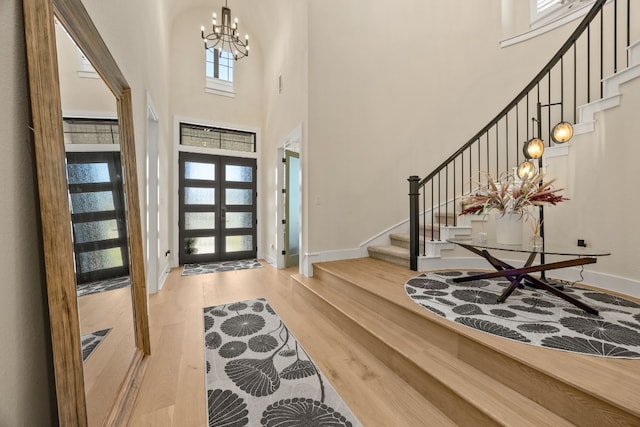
225, 165, 252, 182
67, 163, 111, 184
226, 188, 252, 205
185, 236, 216, 255
226, 212, 252, 229
74, 220, 119, 243
185, 161, 215, 181
226, 235, 252, 252
79, 247, 124, 273
185, 187, 215, 205
70, 191, 115, 213
185, 212, 216, 230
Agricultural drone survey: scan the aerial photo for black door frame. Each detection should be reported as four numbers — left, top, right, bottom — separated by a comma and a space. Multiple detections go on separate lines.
178, 152, 257, 264
66, 151, 129, 283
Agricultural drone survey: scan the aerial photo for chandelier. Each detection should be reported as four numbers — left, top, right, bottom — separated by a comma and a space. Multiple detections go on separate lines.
200, 0, 249, 61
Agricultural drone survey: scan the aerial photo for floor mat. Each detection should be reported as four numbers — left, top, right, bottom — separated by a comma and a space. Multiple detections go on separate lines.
203, 298, 361, 426
405, 271, 640, 358
182, 259, 263, 276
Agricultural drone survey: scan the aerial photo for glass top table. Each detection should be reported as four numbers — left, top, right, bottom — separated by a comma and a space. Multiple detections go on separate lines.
447, 238, 611, 257
447, 238, 611, 314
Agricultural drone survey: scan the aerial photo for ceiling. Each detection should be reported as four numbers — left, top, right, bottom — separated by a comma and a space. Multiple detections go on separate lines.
162, 0, 286, 55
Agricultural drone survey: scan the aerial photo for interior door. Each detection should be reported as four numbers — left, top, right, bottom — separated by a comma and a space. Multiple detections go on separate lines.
179, 152, 257, 264
284, 150, 300, 267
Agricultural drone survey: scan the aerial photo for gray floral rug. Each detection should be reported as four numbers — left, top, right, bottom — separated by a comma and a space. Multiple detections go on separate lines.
183, 259, 263, 276
77, 276, 130, 297
203, 298, 361, 427
81, 328, 111, 362
405, 271, 640, 358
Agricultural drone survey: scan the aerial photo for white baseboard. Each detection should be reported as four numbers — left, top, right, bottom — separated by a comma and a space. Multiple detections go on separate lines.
157, 263, 171, 293
303, 248, 363, 277
418, 256, 640, 299
263, 255, 276, 267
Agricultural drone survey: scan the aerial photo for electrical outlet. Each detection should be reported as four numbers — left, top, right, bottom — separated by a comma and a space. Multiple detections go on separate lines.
577, 239, 586, 247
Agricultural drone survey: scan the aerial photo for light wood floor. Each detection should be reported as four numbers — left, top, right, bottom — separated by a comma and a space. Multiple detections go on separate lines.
78, 286, 135, 425
127, 262, 456, 426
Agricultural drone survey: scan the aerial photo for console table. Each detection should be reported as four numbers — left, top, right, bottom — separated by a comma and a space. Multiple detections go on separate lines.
447, 238, 611, 315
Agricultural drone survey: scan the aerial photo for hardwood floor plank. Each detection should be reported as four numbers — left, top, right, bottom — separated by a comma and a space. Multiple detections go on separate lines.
129, 263, 455, 426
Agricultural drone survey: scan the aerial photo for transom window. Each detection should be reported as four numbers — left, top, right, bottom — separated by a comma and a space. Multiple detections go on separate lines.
180, 123, 255, 153
63, 118, 119, 145
205, 49, 235, 96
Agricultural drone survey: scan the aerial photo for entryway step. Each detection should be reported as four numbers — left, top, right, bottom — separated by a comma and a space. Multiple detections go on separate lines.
292, 272, 573, 427
305, 257, 640, 426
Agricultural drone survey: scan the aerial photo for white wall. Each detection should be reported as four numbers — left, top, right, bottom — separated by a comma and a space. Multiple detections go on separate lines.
170, 7, 264, 126
260, 0, 309, 265
306, 0, 522, 252
55, 24, 117, 114
82, 0, 174, 286
1, 0, 57, 423
546, 75, 640, 282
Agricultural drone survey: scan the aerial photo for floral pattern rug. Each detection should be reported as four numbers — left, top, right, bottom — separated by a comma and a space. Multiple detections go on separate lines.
203, 298, 361, 427
183, 259, 263, 276
405, 271, 640, 358
81, 328, 111, 362
77, 276, 130, 297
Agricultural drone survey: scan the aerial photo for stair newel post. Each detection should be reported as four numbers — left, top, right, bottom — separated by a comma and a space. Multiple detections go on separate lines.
409, 175, 420, 271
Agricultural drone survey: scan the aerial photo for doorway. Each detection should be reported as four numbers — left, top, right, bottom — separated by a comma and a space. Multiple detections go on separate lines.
284, 150, 300, 267
178, 152, 257, 265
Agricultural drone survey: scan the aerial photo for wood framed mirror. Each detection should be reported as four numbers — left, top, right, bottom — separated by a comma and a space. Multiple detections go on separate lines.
22, 0, 150, 425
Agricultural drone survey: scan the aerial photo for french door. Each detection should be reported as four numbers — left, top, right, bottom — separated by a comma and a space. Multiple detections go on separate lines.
179, 152, 257, 264
66, 151, 129, 284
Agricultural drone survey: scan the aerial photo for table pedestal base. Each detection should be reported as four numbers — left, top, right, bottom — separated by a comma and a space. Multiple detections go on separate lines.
452, 242, 598, 315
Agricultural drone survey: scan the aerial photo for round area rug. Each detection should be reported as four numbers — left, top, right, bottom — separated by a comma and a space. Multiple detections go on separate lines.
404, 271, 640, 358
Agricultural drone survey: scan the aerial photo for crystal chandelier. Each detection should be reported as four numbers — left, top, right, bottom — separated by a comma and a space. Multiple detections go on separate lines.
200, 0, 249, 61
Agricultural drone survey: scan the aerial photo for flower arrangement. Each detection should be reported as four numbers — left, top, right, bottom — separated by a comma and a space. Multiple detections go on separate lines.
460, 171, 568, 218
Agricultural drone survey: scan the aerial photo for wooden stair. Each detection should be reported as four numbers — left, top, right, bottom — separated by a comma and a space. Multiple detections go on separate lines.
367, 212, 467, 267
292, 257, 640, 426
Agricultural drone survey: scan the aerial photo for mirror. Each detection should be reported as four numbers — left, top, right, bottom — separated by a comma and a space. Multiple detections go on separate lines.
23, 0, 150, 425
55, 21, 136, 425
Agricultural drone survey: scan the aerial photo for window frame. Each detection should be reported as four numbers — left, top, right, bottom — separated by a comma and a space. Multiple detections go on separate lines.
530, 0, 595, 28
205, 48, 236, 97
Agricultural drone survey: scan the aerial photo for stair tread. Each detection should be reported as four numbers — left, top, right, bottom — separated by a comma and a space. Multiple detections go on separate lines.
293, 273, 574, 427
367, 244, 409, 257
309, 258, 640, 424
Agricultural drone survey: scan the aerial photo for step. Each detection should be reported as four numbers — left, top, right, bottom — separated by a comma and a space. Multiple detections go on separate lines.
306, 258, 640, 426
285, 280, 457, 426
292, 272, 574, 426
366, 244, 409, 267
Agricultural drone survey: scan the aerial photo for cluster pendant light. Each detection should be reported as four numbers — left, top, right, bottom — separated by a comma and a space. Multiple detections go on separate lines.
517, 116, 574, 180
200, 0, 249, 61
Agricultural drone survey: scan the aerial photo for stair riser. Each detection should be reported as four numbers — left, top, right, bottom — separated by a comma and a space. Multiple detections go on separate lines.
291, 277, 502, 427
313, 265, 639, 427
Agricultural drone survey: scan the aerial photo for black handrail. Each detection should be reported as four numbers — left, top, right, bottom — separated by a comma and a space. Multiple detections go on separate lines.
409, 0, 633, 271
418, 0, 607, 188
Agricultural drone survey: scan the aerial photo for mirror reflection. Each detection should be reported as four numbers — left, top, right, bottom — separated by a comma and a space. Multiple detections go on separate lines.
55, 20, 135, 425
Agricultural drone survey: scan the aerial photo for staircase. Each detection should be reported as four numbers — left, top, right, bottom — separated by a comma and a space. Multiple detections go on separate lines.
292, 257, 640, 426
367, 0, 640, 272
367, 212, 472, 267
